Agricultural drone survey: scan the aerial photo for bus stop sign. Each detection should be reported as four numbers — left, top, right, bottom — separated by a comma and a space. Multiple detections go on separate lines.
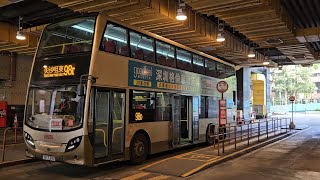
289, 96, 295, 102
217, 81, 228, 93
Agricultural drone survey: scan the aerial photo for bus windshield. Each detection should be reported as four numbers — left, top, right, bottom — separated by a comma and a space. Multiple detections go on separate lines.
37, 16, 96, 58
25, 86, 84, 131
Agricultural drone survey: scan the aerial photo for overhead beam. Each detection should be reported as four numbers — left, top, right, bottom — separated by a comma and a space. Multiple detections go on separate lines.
295, 27, 320, 36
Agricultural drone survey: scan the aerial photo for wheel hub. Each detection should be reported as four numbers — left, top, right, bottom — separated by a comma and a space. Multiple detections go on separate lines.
134, 141, 144, 157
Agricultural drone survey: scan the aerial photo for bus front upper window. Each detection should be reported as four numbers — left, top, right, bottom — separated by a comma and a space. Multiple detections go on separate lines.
37, 16, 96, 58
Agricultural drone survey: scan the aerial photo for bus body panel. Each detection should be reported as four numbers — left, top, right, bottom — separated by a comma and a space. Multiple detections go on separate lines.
24, 125, 93, 166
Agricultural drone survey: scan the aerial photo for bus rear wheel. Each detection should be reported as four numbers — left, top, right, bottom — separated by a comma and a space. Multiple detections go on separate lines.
130, 133, 149, 165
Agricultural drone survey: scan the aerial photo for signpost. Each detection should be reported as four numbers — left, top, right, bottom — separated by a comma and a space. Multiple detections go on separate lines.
217, 81, 228, 152
289, 96, 295, 129
217, 81, 228, 126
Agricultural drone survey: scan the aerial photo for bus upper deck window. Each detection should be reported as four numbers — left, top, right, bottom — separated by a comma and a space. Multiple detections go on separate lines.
130, 31, 155, 62
176, 48, 192, 71
193, 54, 204, 74
217, 62, 226, 79
101, 23, 128, 56
205, 59, 216, 78
156, 41, 175, 67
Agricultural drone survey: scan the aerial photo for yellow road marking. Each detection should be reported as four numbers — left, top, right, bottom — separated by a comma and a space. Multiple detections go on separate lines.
139, 158, 172, 171
185, 153, 218, 158
180, 157, 222, 177
140, 146, 219, 171
148, 175, 170, 180
120, 172, 150, 180
175, 157, 209, 162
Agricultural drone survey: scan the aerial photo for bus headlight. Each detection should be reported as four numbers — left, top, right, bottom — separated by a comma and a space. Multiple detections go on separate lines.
24, 132, 35, 148
65, 136, 82, 152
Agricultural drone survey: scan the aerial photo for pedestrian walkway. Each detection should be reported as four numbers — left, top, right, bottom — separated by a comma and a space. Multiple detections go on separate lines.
139, 120, 296, 177
188, 125, 319, 180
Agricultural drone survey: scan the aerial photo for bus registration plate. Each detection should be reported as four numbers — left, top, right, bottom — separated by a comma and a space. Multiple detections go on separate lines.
42, 155, 56, 161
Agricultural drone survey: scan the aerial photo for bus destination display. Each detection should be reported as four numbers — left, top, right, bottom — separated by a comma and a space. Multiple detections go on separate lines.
43, 65, 76, 78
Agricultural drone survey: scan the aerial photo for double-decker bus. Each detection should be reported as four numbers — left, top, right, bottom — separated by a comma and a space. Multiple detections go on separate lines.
24, 12, 237, 166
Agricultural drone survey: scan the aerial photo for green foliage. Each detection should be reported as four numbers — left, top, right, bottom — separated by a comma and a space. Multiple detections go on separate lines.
271, 65, 317, 105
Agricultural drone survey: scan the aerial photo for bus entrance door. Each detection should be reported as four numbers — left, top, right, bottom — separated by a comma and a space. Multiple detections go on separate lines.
94, 89, 125, 162
172, 95, 193, 147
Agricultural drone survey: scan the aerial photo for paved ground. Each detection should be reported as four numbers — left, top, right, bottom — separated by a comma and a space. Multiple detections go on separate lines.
0, 128, 25, 163
0, 113, 318, 180
187, 113, 320, 180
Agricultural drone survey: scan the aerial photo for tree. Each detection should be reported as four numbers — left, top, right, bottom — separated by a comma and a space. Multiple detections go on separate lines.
271, 65, 317, 105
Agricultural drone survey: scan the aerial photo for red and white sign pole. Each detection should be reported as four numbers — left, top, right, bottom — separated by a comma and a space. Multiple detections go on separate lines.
289, 96, 295, 129
217, 81, 228, 126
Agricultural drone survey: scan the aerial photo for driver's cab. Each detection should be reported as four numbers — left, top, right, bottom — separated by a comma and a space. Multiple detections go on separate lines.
52, 87, 82, 129
25, 86, 84, 131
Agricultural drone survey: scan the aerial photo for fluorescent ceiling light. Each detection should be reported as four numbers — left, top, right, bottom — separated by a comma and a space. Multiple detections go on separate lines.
176, 8, 187, 21
16, 31, 26, 40
216, 33, 225, 42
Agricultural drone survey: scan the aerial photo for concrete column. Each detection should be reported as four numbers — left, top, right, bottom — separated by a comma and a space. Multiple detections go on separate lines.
264, 68, 271, 116
236, 67, 252, 119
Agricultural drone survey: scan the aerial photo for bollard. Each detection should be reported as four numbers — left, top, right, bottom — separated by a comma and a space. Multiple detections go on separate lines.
13, 114, 18, 143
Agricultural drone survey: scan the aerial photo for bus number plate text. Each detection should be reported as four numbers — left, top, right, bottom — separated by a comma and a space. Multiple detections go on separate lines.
42, 155, 56, 161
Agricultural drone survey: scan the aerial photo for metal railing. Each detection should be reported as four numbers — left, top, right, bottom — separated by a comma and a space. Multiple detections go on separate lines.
213, 117, 290, 156
1, 127, 23, 162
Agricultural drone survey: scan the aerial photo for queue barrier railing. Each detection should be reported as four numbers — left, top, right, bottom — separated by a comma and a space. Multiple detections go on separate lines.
213, 117, 291, 156
1, 127, 24, 162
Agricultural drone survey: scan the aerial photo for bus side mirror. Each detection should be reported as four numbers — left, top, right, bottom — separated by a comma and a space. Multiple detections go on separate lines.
77, 84, 85, 96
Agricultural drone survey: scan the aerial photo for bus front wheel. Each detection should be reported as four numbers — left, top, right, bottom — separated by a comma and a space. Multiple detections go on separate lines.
130, 133, 149, 164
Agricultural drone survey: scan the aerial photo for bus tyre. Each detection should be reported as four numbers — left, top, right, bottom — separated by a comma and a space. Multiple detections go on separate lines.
206, 125, 215, 145
130, 133, 149, 165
